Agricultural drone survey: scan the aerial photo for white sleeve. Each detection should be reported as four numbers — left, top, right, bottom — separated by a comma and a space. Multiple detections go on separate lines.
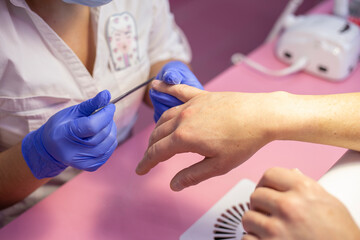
148, 0, 192, 65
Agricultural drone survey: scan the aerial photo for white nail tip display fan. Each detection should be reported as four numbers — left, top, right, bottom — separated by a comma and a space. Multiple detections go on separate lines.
180, 179, 256, 240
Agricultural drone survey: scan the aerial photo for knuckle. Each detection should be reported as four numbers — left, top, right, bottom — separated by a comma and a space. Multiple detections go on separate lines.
178, 108, 193, 120
161, 108, 172, 119
148, 131, 157, 146
174, 84, 187, 95
262, 167, 280, 182
276, 195, 299, 217
264, 219, 282, 236
211, 163, 230, 176
146, 143, 164, 164
296, 178, 313, 192
147, 144, 157, 162
159, 107, 177, 123
241, 211, 251, 228
179, 172, 198, 188
84, 122, 97, 135
249, 191, 259, 204
172, 128, 188, 143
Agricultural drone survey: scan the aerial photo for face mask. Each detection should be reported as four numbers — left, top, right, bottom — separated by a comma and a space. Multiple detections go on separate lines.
62, 0, 112, 7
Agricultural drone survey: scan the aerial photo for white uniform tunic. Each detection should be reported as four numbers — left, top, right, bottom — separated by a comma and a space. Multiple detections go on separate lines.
0, 0, 191, 226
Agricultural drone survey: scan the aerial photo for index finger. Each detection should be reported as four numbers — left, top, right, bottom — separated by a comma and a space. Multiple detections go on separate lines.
136, 133, 187, 175
151, 80, 206, 103
70, 103, 115, 138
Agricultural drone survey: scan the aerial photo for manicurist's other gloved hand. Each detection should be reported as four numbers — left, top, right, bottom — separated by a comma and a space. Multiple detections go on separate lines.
150, 60, 204, 122
22, 90, 118, 179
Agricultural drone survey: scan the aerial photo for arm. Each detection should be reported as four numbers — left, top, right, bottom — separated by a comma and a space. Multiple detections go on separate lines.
272, 92, 360, 150
0, 90, 117, 208
0, 143, 49, 209
136, 82, 360, 191
242, 167, 360, 240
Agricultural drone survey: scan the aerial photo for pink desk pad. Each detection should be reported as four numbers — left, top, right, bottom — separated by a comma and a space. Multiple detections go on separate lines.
0, 1, 358, 239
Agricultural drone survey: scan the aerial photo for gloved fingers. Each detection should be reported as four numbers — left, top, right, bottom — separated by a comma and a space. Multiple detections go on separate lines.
70, 129, 117, 171
77, 90, 111, 116
155, 103, 185, 127
78, 139, 118, 171
70, 103, 115, 138
162, 67, 200, 86
160, 61, 204, 89
89, 123, 117, 156
71, 157, 107, 172
150, 88, 183, 106
150, 88, 183, 122
181, 71, 204, 90
169, 157, 228, 191
83, 121, 117, 146
153, 102, 172, 123
136, 133, 189, 175
151, 80, 206, 103
148, 117, 177, 147
156, 61, 184, 79
162, 70, 183, 84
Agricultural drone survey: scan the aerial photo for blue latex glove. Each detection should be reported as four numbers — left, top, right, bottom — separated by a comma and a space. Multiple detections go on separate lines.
150, 61, 204, 122
22, 90, 118, 179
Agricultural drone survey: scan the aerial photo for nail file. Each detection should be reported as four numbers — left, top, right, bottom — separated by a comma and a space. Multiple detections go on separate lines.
92, 77, 155, 114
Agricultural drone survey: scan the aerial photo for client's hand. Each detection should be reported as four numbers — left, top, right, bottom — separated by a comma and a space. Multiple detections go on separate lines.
242, 168, 360, 240
137, 81, 277, 191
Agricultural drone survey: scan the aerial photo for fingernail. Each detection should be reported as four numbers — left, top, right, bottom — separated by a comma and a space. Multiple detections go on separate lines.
151, 80, 161, 88
293, 168, 303, 174
171, 181, 184, 191
135, 163, 143, 175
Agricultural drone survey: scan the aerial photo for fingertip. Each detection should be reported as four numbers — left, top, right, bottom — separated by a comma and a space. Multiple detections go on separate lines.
135, 167, 144, 175
106, 102, 116, 113
170, 179, 185, 192
163, 70, 182, 85
135, 157, 148, 175
292, 168, 303, 175
135, 164, 149, 175
151, 80, 162, 89
96, 90, 111, 107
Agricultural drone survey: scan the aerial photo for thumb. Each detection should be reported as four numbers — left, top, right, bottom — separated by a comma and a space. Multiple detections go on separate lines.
77, 90, 111, 116
151, 80, 205, 103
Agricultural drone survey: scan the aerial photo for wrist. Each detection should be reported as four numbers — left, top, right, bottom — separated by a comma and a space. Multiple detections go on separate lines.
267, 91, 321, 142
22, 126, 67, 179
261, 91, 305, 142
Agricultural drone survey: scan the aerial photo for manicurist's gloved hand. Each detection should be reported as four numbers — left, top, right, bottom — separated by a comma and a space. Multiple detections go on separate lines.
150, 60, 204, 122
22, 90, 118, 179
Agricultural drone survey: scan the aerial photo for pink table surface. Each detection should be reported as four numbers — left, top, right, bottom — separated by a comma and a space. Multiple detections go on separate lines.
0, 1, 358, 239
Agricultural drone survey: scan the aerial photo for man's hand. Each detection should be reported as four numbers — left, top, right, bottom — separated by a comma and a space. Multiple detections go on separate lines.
137, 81, 277, 191
242, 168, 360, 240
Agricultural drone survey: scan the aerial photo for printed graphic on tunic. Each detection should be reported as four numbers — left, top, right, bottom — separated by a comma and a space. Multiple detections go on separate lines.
106, 13, 140, 71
